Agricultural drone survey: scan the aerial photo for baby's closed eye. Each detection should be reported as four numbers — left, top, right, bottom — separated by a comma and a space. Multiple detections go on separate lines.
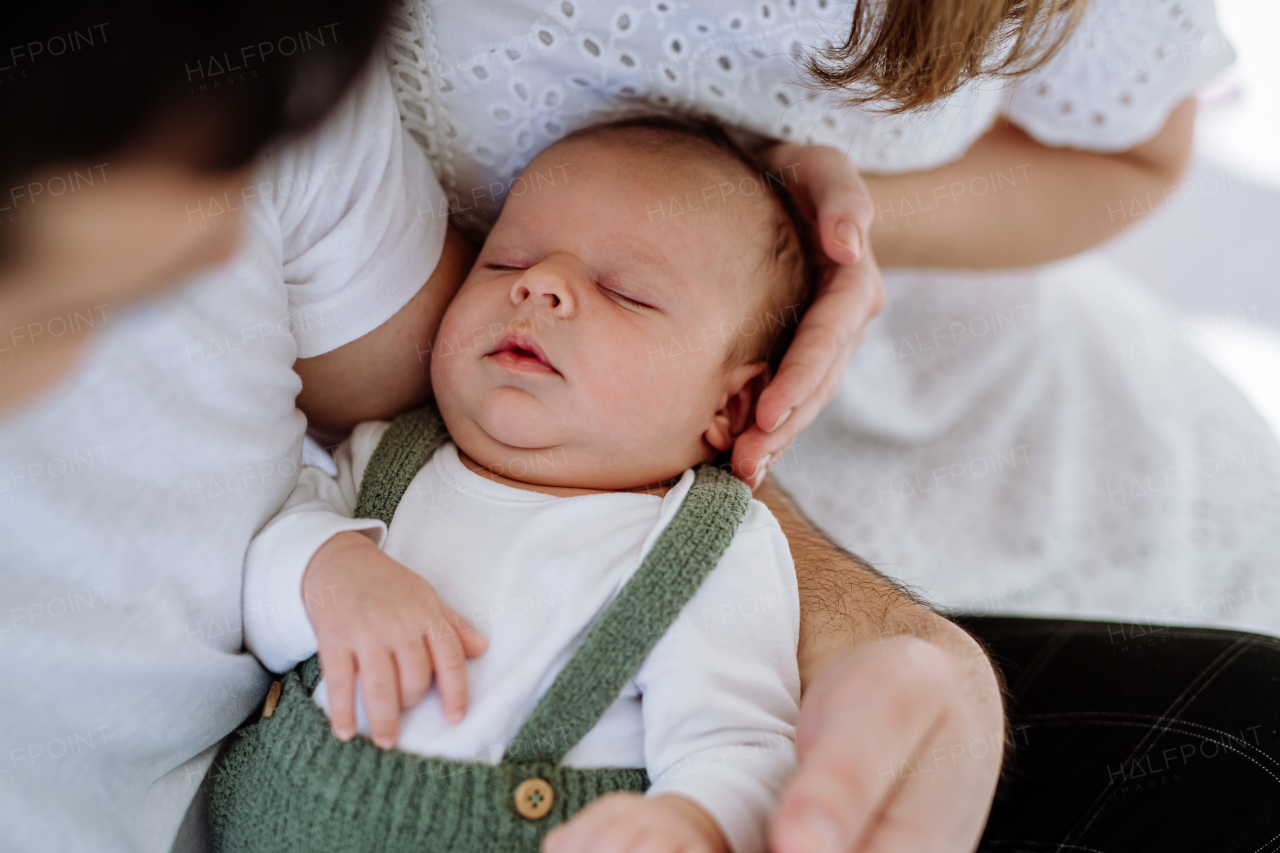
598, 283, 656, 311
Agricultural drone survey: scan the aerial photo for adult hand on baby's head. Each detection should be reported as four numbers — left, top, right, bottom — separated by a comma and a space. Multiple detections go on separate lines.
731, 143, 886, 488
302, 531, 488, 749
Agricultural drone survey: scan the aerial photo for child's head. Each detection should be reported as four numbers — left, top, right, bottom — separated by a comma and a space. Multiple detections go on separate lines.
431, 116, 815, 490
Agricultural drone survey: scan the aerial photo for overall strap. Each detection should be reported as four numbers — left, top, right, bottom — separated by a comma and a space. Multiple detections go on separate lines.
353, 404, 447, 525
502, 465, 751, 767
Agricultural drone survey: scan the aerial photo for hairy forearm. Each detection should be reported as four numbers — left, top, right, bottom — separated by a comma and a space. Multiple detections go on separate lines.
755, 477, 1003, 729
863, 98, 1197, 269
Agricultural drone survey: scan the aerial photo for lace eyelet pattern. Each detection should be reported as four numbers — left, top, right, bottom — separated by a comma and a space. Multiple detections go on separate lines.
387, 0, 1234, 230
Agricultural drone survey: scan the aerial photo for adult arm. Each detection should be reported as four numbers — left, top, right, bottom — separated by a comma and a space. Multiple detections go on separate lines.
294, 224, 476, 437
864, 97, 1197, 269
731, 87, 1201, 483
754, 477, 1005, 853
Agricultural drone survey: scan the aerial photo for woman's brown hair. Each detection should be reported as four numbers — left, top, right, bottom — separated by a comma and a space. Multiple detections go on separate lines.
804, 0, 1087, 113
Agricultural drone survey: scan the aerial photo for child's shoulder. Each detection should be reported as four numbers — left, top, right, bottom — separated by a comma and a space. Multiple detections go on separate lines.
739, 496, 788, 540
681, 493, 801, 645
714, 496, 797, 587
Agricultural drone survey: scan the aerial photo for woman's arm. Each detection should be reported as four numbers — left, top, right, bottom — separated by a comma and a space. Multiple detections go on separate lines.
755, 477, 1004, 853
293, 224, 477, 437
865, 97, 1197, 269
730, 98, 1196, 480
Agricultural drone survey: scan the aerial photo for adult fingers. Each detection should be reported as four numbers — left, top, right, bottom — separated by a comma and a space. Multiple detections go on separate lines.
628, 833, 683, 853
541, 814, 586, 853
857, 767, 991, 853
357, 646, 402, 749
750, 252, 883, 441
733, 272, 881, 484
814, 166, 874, 268
821, 249, 886, 334
317, 645, 357, 741
770, 143, 874, 265
543, 794, 644, 853
855, 689, 996, 853
752, 302, 842, 436
769, 638, 956, 853
732, 346, 846, 486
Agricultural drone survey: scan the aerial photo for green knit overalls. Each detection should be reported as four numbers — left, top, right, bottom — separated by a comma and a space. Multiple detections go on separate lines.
208, 404, 750, 853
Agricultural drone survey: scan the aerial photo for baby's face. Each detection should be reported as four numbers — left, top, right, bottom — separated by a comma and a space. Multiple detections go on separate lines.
431, 136, 769, 490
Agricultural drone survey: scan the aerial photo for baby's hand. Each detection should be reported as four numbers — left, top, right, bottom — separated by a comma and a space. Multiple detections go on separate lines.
301, 531, 487, 748
542, 792, 727, 853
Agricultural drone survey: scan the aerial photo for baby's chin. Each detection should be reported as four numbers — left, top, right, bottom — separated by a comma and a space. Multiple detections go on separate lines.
438, 395, 572, 482
467, 390, 561, 450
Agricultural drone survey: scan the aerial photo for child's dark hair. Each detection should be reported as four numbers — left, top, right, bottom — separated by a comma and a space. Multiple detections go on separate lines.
563, 114, 818, 374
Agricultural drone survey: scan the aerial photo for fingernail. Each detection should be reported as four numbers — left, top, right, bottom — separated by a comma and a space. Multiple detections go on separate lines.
833, 220, 862, 260
792, 809, 844, 853
768, 408, 793, 433
334, 726, 353, 742
750, 454, 773, 490
446, 707, 463, 723
375, 735, 395, 749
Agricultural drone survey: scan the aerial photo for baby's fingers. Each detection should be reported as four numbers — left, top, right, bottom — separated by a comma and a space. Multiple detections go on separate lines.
395, 632, 434, 711
425, 604, 483, 723
317, 646, 357, 742
357, 647, 402, 749
437, 601, 489, 658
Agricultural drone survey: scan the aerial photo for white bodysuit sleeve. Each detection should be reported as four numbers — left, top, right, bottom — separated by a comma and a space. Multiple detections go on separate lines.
634, 501, 802, 853
242, 420, 394, 673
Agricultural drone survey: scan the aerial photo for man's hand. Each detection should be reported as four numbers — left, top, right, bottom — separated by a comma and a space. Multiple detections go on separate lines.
755, 478, 1004, 853
771, 637, 1001, 853
542, 792, 727, 853
731, 143, 886, 488
302, 530, 488, 748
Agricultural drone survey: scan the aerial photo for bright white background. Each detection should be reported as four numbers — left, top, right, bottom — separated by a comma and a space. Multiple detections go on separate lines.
1100, 0, 1280, 433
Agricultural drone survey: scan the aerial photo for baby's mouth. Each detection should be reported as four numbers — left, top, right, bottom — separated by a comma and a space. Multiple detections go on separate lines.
487, 333, 560, 376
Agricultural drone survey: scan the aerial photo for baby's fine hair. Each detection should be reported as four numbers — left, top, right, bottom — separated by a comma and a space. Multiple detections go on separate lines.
563, 114, 817, 373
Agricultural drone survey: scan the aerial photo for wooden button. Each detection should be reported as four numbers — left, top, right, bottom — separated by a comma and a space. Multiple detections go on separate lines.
513, 777, 554, 819
261, 681, 282, 719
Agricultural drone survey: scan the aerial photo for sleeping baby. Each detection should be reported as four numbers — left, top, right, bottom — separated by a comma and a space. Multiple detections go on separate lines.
214, 115, 816, 853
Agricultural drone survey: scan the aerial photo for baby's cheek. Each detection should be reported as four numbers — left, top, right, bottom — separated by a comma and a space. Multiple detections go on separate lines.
430, 289, 488, 377
428, 312, 479, 413
611, 343, 714, 428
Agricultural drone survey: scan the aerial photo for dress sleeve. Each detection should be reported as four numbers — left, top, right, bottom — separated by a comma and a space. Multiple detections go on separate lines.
242, 420, 394, 673
634, 502, 802, 853
257, 52, 449, 358
1004, 0, 1236, 152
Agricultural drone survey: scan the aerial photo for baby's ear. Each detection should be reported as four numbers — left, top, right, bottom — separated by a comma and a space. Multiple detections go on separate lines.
704, 362, 771, 453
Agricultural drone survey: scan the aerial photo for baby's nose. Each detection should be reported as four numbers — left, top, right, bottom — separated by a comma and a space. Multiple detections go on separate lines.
510, 263, 577, 316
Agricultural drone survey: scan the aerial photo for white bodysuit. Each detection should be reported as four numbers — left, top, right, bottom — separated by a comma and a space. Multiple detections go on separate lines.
244, 422, 801, 853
